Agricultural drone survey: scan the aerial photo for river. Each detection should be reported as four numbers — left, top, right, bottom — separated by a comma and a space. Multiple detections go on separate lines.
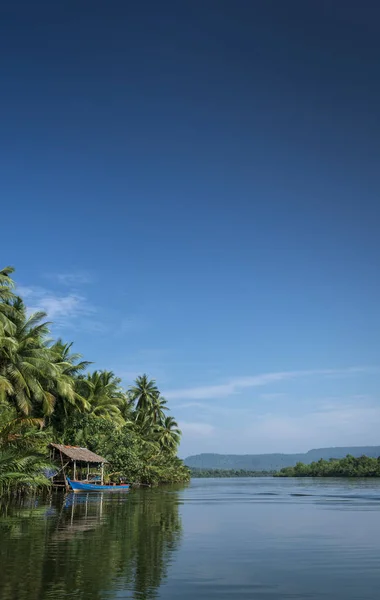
1, 477, 380, 599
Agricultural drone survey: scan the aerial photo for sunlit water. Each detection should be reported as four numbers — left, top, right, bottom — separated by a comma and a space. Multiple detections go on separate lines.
1, 477, 380, 599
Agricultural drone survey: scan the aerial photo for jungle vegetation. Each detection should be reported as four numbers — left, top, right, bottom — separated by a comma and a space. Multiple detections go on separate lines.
0, 266, 189, 494
275, 455, 380, 477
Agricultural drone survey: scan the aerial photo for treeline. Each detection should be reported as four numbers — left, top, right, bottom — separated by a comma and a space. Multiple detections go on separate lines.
275, 455, 380, 477
190, 468, 275, 478
0, 266, 190, 495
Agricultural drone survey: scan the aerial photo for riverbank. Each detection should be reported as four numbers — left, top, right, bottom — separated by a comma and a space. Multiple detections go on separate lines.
275, 454, 380, 477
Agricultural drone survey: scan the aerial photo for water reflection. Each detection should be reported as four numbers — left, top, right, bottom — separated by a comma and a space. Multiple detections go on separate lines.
0, 487, 184, 600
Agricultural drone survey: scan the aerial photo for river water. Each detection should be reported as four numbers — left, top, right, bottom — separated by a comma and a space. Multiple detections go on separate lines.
1, 477, 380, 599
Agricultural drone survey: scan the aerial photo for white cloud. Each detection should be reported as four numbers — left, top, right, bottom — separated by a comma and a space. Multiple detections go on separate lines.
17, 285, 96, 328
177, 393, 380, 455
39, 295, 87, 319
47, 271, 94, 286
237, 402, 380, 454
164, 367, 377, 401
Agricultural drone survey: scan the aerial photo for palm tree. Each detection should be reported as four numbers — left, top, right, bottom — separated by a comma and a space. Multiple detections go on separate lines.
50, 340, 91, 407
48, 340, 92, 431
78, 370, 126, 424
0, 266, 17, 332
0, 298, 59, 416
150, 395, 168, 426
129, 375, 159, 422
50, 340, 91, 379
0, 267, 17, 360
0, 449, 51, 495
155, 416, 181, 453
0, 405, 51, 494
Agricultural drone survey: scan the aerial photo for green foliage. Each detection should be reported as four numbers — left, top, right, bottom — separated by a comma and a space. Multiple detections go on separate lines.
0, 266, 189, 493
154, 416, 181, 452
0, 404, 52, 494
63, 414, 145, 481
76, 370, 126, 424
63, 414, 190, 485
0, 450, 51, 495
129, 374, 159, 417
275, 455, 380, 477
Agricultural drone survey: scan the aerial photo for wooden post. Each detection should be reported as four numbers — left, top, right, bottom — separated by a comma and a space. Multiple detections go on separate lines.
73, 460, 77, 481
60, 450, 69, 492
70, 493, 76, 526
86, 463, 90, 482
100, 463, 104, 485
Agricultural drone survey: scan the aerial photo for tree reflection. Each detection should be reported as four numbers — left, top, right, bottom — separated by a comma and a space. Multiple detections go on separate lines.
0, 486, 184, 599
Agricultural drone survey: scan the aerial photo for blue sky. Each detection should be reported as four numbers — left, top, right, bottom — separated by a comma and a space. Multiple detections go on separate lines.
1, 1, 380, 457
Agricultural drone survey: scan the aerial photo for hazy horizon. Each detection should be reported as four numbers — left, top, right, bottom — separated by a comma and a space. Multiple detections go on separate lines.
183, 443, 380, 460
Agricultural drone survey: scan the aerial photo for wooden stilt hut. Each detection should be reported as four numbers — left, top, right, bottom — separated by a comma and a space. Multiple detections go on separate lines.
50, 444, 108, 490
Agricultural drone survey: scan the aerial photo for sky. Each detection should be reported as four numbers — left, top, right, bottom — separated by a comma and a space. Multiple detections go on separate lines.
1, 1, 380, 458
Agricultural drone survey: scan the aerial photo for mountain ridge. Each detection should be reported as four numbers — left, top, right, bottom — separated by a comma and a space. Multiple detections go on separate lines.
184, 446, 380, 471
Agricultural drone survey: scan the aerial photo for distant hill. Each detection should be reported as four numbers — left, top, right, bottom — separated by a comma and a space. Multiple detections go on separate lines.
184, 447, 380, 471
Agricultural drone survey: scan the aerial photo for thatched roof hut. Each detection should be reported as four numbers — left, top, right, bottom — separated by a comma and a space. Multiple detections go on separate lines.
50, 443, 108, 464
50, 444, 108, 488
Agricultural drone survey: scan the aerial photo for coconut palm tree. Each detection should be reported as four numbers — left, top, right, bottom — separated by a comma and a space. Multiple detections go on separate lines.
0, 266, 17, 332
0, 298, 60, 416
50, 340, 91, 405
50, 340, 91, 379
0, 449, 51, 494
0, 405, 51, 494
155, 416, 181, 453
0, 267, 17, 362
47, 340, 92, 432
150, 395, 168, 426
129, 375, 159, 422
78, 370, 126, 424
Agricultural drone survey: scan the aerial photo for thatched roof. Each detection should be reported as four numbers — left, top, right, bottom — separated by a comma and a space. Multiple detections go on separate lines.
50, 444, 108, 464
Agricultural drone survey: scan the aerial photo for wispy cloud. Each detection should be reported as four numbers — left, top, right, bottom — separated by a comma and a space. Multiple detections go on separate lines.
17, 285, 97, 329
165, 367, 377, 400
46, 271, 94, 286
178, 397, 380, 456
237, 401, 380, 453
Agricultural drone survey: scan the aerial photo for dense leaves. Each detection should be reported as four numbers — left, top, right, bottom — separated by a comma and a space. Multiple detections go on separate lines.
0, 403, 51, 494
275, 455, 380, 477
0, 266, 189, 494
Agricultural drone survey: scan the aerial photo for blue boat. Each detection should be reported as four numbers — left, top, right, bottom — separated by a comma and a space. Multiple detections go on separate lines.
66, 477, 130, 492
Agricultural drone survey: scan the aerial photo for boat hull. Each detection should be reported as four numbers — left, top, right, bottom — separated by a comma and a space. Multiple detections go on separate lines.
66, 477, 130, 492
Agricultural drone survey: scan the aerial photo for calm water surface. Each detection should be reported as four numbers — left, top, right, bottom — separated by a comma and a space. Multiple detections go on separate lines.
1, 477, 380, 599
